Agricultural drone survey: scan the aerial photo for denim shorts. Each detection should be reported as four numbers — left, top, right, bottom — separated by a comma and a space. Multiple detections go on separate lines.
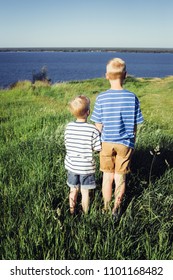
67, 171, 96, 190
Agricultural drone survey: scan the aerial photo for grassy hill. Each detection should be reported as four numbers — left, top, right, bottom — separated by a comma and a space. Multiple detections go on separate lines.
0, 76, 173, 259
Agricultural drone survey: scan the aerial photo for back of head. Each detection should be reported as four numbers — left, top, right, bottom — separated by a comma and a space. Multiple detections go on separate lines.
69, 95, 90, 118
106, 58, 126, 80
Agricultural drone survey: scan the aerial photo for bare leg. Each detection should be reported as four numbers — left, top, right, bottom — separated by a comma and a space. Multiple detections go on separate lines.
112, 173, 126, 213
69, 187, 79, 214
81, 189, 90, 214
102, 172, 114, 210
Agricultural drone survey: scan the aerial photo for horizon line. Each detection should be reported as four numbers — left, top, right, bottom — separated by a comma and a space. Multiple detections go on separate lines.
0, 47, 173, 53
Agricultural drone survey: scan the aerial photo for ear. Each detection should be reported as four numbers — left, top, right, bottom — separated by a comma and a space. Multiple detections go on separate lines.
105, 73, 109, 80
87, 109, 90, 116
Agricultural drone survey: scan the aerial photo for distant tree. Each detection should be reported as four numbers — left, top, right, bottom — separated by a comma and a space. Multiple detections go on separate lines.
32, 66, 51, 84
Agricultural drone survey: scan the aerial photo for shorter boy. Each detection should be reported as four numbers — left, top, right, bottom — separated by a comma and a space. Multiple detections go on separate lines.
64, 95, 101, 214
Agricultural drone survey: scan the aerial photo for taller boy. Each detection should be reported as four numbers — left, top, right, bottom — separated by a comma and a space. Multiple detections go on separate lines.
91, 58, 143, 217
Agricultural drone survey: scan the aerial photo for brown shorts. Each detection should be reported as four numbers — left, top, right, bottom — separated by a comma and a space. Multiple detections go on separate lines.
100, 142, 133, 174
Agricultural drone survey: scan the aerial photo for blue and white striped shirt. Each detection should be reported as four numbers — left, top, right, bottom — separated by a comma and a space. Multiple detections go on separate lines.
65, 122, 101, 174
90, 89, 144, 148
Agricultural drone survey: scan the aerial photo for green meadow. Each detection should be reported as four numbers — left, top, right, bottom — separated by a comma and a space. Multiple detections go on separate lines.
0, 76, 173, 260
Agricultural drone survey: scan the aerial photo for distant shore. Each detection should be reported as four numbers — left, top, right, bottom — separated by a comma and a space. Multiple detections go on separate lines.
1, 47, 173, 53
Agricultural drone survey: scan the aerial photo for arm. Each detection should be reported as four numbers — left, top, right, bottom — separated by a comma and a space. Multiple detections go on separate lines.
92, 129, 102, 152
134, 124, 137, 143
95, 123, 103, 133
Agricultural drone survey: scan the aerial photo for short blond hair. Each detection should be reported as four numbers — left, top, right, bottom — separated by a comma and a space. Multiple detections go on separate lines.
69, 95, 90, 118
106, 58, 126, 80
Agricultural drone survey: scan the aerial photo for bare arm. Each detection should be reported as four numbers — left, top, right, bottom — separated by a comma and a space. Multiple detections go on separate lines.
95, 123, 103, 133
134, 124, 137, 143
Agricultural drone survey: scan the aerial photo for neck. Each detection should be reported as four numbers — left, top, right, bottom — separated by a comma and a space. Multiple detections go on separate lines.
109, 79, 123, 90
76, 117, 87, 122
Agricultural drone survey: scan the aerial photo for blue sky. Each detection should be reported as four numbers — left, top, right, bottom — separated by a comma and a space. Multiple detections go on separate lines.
0, 0, 173, 48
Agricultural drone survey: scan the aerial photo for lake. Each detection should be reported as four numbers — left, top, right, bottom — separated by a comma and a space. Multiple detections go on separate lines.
0, 51, 173, 88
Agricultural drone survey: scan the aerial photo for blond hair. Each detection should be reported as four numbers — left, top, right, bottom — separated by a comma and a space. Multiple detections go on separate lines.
106, 58, 126, 80
69, 95, 90, 118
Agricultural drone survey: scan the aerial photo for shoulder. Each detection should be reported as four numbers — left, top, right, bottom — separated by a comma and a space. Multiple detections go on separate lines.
65, 121, 76, 130
85, 123, 100, 133
124, 89, 138, 98
95, 90, 109, 101
122, 90, 140, 104
122, 89, 135, 95
85, 122, 97, 130
65, 121, 75, 127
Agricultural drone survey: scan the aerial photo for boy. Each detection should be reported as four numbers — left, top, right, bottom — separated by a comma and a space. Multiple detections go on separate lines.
64, 95, 101, 214
91, 58, 144, 218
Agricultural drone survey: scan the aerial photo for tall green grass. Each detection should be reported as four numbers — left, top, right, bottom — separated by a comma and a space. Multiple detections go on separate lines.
0, 77, 173, 259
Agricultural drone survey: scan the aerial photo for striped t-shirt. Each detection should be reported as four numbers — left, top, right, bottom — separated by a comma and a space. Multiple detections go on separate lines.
64, 121, 101, 174
90, 89, 144, 148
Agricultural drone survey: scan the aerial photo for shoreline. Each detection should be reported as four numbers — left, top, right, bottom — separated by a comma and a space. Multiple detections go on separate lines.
1, 75, 173, 90
1, 47, 173, 53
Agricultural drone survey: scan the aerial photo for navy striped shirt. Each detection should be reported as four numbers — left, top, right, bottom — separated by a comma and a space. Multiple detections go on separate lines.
64, 122, 101, 174
90, 89, 144, 148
